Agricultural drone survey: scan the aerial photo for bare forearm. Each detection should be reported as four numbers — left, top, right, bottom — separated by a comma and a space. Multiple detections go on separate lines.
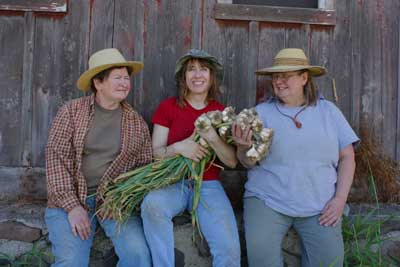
335, 151, 356, 201
208, 137, 237, 168
153, 143, 179, 159
335, 145, 356, 201
236, 146, 257, 168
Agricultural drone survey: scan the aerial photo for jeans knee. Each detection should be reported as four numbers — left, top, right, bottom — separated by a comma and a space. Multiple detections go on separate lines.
209, 237, 240, 267
213, 246, 241, 267
116, 241, 151, 267
141, 193, 167, 219
52, 246, 90, 267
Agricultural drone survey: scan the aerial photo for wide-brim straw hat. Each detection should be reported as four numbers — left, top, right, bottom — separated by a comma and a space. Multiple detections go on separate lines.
77, 48, 144, 91
175, 49, 224, 82
255, 48, 326, 77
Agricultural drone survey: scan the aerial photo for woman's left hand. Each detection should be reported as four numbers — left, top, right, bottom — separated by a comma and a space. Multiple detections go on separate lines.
231, 123, 253, 150
319, 197, 346, 227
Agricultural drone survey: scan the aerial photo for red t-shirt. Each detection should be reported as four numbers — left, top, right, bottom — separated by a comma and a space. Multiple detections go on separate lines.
151, 97, 225, 181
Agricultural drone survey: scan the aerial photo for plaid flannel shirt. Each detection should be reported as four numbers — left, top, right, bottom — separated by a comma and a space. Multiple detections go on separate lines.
46, 95, 152, 212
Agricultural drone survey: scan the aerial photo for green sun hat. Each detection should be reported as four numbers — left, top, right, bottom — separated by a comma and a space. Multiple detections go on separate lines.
174, 49, 224, 83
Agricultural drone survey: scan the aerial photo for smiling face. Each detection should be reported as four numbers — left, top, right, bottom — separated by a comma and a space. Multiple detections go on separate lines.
94, 67, 131, 109
272, 70, 308, 106
185, 59, 212, 97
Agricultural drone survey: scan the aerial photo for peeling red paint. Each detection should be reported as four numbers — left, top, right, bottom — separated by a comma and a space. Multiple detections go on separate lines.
256, 78, 271, 104
179, 16, 192, 33
376, 0, 384, 24
35, 12, 65, 19
179, 16, 192, 48
217, 19, 251, 28
0, 10, 24, 16
376, 0, 388, 35
183, 35, 192, 47
156, 0, 162, 11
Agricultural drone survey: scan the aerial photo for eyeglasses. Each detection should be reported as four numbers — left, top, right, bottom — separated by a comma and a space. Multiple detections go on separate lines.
271, 72, 303, 82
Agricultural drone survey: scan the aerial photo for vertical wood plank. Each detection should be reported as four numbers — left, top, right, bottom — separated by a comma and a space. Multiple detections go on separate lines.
358, 1, 384, 146
256, 23, 285, 103
191, 0, 202, 49
89, 0, 114, 54
31, 0, 90, 166
220, 22, 251, 109
349, 0, 362, 134
0, 15, 25, 166
398, 3, 400, 161
380, 0, 399, 159
113, 0, 144, 109
247, 21, 259, 106
20, 12, 35, 167
139, 0, 195, 122
204, 0, 257, 110
331, 0, 353, 125
284, 24, 309, 52
308, 26, 335, 102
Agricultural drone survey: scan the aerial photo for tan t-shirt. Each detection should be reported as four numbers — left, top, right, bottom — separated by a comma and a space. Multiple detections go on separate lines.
82, 101, 122, 194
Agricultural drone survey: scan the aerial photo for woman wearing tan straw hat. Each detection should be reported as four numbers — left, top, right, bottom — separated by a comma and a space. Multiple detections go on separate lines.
232, 48, 359, 267
141, 49, 241, 267
45, 48, 152, 267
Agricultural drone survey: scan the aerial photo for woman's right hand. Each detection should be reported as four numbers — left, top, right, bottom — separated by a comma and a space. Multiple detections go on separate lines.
175, 136, 209, 162
68, 205, 91, 240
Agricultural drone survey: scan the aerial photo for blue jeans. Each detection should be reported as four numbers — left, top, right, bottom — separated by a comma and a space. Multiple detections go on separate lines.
141, 180, 240, 267
244, 197, 344, 267
45, 196, 151, 267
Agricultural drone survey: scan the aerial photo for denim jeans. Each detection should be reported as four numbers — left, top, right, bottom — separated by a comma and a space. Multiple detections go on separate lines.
244, 197, 344, 267
45, 196, 151, 267
141, 180, 240, 267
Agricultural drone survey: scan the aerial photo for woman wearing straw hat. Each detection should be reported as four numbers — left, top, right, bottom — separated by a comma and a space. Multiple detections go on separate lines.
141, 49, 240, 267
45, 48, 152, 267
232, 48, 359, 267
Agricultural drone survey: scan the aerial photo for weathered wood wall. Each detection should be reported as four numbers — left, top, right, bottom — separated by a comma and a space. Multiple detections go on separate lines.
0, 0, 398, 203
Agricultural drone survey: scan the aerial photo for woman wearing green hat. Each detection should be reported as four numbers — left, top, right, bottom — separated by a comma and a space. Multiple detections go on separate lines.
141, 49, 241, 267
233, 48, 359, 267
45, 48, 152, 267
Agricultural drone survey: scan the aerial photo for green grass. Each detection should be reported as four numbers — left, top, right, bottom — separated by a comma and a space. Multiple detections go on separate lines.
342, 209, 389, 267
341, 160, 396, 267
0, 244, 53, 267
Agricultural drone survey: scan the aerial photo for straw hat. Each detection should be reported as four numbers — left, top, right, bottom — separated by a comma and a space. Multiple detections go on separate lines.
255, 48, 326, 76
175, 49, 224, 83
77, 48, 144, 91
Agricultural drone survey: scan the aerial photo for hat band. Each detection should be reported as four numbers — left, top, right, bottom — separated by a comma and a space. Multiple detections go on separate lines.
274, 58, 309, 66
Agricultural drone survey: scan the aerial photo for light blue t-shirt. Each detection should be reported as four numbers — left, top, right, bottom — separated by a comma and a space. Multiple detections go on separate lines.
245, 96, 359, 217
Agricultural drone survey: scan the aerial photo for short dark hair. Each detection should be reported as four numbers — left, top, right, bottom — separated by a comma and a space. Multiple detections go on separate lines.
90, 66, 132, 93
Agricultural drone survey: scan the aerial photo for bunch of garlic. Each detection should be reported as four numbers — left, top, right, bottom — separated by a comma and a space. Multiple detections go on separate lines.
234, 108, 273, 161
194, 106, 274, 162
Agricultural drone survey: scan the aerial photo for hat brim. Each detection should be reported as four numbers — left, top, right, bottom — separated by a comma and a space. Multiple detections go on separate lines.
255, 65, 326, 77
77, 61, 144, 91
174, 55, 224, 82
